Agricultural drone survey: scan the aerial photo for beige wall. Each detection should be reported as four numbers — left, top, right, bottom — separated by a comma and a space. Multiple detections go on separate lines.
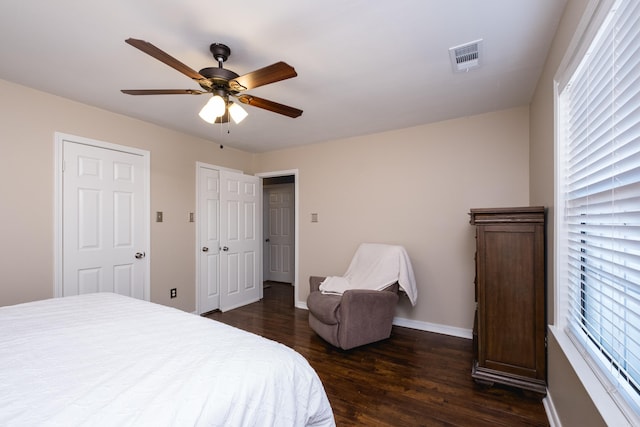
0, 79, 253, 311
1, 77, 530, 333
529, 0, 606, 425
255, 106, 530, 330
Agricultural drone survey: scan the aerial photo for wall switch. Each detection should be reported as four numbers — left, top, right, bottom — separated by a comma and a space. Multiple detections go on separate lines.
170, 288, 177, 298
189, 212, 194, 222
156, 211, 163, 222
311, 213, 319, 223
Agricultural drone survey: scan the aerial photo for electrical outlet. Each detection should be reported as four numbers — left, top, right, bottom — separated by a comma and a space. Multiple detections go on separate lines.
170, 288, 177, 298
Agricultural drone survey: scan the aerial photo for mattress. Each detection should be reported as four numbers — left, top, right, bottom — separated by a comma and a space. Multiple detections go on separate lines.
0, 293, 335, 426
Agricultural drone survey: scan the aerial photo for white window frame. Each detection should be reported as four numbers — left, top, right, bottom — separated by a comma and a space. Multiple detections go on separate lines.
553, 0, 640, 425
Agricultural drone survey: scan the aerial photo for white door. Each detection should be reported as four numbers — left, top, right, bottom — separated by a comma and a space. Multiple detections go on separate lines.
197, 164, 261, 313
265, 184, 294, 283
219, 170, 261, 311
62, 139, 149, 299
197, 166, 221, 313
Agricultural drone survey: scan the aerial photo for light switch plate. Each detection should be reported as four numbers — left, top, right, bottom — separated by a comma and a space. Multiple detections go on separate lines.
156, 211, 163, 222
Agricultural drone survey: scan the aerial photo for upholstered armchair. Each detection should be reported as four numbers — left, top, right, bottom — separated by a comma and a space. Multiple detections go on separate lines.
307, 276, 399, 350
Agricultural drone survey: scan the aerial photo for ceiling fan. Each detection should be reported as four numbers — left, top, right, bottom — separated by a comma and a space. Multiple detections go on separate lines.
121, 38, 303, 124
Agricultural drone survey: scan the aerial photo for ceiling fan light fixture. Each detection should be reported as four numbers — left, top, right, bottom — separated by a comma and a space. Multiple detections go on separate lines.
199, 95, 226, 123
228, 102, 248, 124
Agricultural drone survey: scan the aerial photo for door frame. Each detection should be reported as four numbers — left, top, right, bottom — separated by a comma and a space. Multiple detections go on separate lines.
53, 132, 151, 298
256, 169, 301, 308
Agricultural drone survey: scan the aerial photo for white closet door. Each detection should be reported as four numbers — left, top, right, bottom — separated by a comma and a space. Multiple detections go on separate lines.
219, 170, 261, 311
197, 166, 221, 313
62, 139, 148, 299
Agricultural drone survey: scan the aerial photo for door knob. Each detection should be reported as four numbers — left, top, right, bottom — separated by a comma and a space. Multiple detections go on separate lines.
265, 238, 270, 242
202, 247, 209, 252
222, 246, 229, 252
135, 252, 146, 259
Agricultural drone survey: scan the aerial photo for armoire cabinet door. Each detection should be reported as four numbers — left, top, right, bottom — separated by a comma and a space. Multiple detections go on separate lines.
470, 207, 546, 394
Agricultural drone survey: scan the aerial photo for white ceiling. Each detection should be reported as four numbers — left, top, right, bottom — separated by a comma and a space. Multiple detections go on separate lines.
0, 0, 567, 153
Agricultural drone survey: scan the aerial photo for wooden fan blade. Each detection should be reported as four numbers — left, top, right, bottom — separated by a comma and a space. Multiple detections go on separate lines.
125, 38, 205, 81
121, 89, 207, 95
229, 62, 297, 91
236, 94, 303, 118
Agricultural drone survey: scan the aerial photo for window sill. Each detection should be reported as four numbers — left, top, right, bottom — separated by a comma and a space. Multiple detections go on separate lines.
549, 325, 635, 426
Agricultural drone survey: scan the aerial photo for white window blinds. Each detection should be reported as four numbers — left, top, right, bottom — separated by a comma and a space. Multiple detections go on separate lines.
560, 0, 640, 413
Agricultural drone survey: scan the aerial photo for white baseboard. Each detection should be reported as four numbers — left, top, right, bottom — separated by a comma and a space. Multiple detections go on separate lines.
392, 316, 473, 339
543, 392, 561, 427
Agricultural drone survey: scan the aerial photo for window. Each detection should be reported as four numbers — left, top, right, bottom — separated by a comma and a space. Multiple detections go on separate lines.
557, 0, 640, 421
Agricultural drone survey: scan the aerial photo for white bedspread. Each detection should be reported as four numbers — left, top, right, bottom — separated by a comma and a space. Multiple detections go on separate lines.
319, 243, 418, 306
0, 293, 335, 427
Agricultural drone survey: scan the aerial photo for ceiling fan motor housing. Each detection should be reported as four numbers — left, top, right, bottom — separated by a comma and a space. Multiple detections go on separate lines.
198, 67, 240, 92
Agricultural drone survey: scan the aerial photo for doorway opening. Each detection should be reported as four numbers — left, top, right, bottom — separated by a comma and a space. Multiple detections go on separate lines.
258, 170, 301, 308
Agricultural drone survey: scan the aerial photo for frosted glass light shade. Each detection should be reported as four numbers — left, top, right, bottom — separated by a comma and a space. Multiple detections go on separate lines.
228, 102, 248, 124
199, 95, 226, 123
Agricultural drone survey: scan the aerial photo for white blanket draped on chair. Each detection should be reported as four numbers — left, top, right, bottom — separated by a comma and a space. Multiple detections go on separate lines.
319, 243, 418, 306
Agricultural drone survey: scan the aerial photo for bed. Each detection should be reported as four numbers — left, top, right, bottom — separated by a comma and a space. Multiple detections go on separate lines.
0, 293, 335, 426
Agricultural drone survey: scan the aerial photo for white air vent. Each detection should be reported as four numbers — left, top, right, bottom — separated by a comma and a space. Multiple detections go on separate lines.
449, 39, 483, 73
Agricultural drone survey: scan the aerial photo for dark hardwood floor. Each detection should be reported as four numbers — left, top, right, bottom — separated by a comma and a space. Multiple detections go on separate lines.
204, 282, 549, 426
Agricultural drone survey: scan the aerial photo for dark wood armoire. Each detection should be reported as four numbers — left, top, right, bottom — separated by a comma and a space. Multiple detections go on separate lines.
469, 206, 546, 394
